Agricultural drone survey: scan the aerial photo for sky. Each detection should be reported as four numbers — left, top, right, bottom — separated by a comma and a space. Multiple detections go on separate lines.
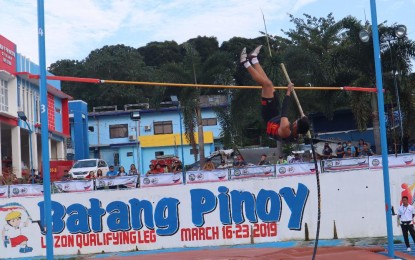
0, 0, 414, 67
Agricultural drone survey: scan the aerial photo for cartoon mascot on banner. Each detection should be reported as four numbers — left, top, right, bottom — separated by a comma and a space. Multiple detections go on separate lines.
1, 203, 34, 253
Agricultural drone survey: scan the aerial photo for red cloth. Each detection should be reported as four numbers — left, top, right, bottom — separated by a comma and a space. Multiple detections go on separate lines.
11, 235, 28, 247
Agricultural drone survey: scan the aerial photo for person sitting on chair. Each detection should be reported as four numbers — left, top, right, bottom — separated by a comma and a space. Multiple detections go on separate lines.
240, 45, 309, 141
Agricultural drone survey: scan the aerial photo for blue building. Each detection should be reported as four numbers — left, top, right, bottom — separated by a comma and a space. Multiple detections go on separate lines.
68, 100, 89, 160
87, 96, 225, 174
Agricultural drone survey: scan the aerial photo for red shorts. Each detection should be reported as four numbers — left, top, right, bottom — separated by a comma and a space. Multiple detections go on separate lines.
11, 235, 28, 247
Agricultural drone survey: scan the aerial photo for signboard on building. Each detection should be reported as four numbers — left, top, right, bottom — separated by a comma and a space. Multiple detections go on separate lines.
0, 35, 16, 74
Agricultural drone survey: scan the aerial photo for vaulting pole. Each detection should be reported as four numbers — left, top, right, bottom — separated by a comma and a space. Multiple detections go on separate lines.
370, 0, 394, 257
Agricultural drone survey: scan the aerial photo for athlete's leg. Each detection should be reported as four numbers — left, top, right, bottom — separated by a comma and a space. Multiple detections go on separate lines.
249, 45, 268, 79
241, 47, 274, 98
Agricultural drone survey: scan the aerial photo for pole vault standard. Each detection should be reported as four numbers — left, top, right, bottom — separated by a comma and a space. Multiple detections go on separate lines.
19, 73, 379, 92
37, 0, 54, 259
370, 0, 394, 257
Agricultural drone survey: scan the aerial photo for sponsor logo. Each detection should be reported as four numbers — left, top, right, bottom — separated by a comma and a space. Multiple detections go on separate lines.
326, 161, 333, 167
357, 160, 366, 165
12, 188, 20, 195
188, 174, 196, 181
234, 170, 241, 176
197, 173, 204, 180
217, 172, 227, 180
172, 175, 181, 183
151, 178, 158, 184
335, 161, 341, 166
288, 166, 295, 173
403, 156, 413, 165
143, 178, 150, 185
372, 159, 380, 166
279, 167, 286, 174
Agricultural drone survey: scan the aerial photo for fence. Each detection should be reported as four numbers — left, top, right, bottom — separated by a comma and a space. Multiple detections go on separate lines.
1, 153, 414, 197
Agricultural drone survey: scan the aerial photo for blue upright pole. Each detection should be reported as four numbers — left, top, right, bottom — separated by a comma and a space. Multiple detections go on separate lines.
370, 0, 394, 257
36, 0, 54, 259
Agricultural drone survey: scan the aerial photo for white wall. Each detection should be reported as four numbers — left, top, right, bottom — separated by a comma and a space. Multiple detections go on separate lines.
0, 167, 412, 258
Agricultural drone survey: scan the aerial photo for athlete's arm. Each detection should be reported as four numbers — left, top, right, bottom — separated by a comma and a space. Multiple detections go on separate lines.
278, 83, 294, 138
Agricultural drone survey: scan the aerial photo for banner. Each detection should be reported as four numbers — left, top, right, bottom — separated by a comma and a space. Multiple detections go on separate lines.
322, 158, 369, 172
369, 154, 415, 169
230, 166, 275, 180
0, 186, 8, 198
9, 184, 43, 197
1, 167, 415, 258
53, 180, 94, 193
187, 169, 229, 183
140, 173, 183, 187
96, 176, 138, 189
275, 163, 317, 176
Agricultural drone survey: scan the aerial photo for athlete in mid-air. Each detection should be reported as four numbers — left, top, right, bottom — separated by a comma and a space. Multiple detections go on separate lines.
240, 45, 310, 141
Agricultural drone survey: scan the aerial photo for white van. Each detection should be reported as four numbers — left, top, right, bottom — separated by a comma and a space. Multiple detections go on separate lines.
69, 159, 109, 179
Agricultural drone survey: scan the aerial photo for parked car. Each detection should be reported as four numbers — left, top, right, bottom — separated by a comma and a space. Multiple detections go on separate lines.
69, 159, 109, 179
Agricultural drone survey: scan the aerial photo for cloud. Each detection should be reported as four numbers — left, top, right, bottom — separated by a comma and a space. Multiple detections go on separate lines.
0, 0, 319, 66
292, 0, 319, 12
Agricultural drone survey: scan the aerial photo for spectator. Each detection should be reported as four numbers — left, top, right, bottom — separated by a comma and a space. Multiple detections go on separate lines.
203, 159, 216, 171
217, 160, 227, 169
289, 153, 303, 164
146, 164, 156, 176
129, 164, 138, 175
258, 154, 270, 165
10, 173, 19, 184
345, 141, 356, 156
155, 164, 165, 174
61, 170, 72, 181
96, 169, 104, 179
359, 143, 374, 157
409, 142, 415, 154
276, 155, 288, 164
172, 161, 183, 173
85, 171, 95, 180
343, 148, 354, 158
106, 166, 118, 177
322, 143, 333, 159
357, 139, 365, 155
28, 173, 42, 184
234, 156, 247, 167
335, 142, 345, 158
118, 166, 127, 176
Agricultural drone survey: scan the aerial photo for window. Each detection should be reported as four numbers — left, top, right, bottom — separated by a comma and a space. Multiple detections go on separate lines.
190, 149, 199, 155
98, 160, 107, 167
154, 121, 173, 135
0, 79, 8, 112
202, 118, 217, 126
88, 126, 95, 132
155, 151, 164, 157
127, 152, 133, 157
114, 153, 120, 166
109, 124, 128, 138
